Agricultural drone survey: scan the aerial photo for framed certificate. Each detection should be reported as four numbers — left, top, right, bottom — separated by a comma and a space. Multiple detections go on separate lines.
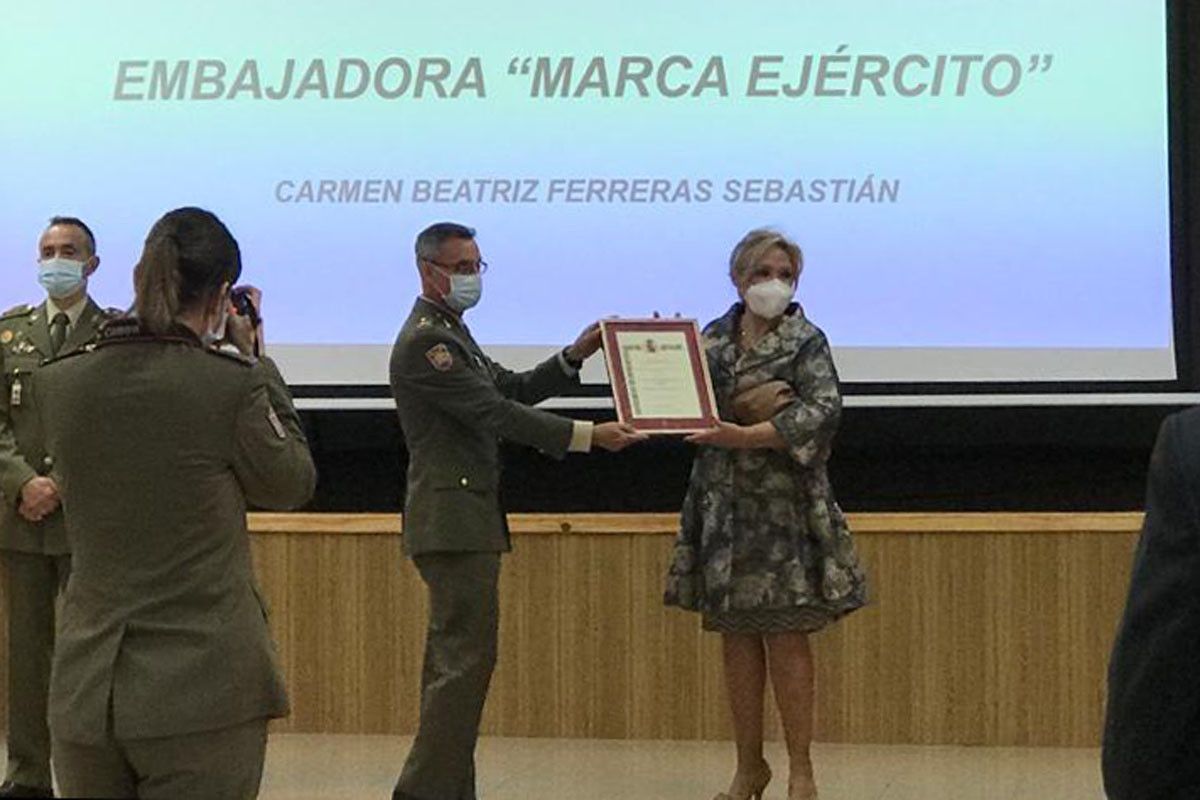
600, 318, 719, 434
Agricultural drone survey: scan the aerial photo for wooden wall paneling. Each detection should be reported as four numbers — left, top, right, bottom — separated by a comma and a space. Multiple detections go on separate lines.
353, 534, 409, 734
518, 535, 565, 736
486, 534, 563, 737
994, 533, 1070, 746
250, 535, 291, 731
1069, 534, 1138, 743
946, 533, 991, 745
276, 532, 320, 731
324, 534, 363, 732
0, 513, 1146, 748
555, 532, 602, 737
589, 533, 635, 739
809, 534, 878, 744
816, 533, 920, 744
630, 535, 688, 740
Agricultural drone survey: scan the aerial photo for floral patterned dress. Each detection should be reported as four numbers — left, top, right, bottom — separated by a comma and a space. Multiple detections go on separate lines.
663, 303, 868, 633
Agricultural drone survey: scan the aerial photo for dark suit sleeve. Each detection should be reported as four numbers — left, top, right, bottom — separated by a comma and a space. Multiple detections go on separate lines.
231, 357, 317, 510
392, 330, 573, 458
1144, 413, 1198, 535
1102, 412, 1200, 798
486, 350, 579, 406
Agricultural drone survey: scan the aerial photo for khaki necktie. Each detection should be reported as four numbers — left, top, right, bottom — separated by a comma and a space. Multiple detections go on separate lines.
49, 312, 69, 357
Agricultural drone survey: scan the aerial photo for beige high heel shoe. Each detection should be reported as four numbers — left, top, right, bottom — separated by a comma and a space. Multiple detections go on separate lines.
712, 761, 772, 800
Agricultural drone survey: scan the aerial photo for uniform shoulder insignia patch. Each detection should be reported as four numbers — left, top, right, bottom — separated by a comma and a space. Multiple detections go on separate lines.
0, 304, 32, 320
206, 347, 255, 366
266, 405, 287, 439
425, 343, 454, 371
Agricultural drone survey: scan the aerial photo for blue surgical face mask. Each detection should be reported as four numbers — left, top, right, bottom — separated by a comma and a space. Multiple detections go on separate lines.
38, 257, 87, 299
436, 269, 482, 312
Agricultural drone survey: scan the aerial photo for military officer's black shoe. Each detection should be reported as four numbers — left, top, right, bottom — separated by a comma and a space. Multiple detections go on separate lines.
0, 781, 53, 798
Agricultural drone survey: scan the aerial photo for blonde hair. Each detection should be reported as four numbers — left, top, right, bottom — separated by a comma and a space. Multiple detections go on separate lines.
728, 228, 803, 284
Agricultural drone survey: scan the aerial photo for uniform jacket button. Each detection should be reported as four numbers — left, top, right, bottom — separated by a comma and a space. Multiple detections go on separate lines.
459, 477, 469, 487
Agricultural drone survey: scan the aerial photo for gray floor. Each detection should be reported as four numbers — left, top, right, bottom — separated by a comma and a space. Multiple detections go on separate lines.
259, 734, 1105, 800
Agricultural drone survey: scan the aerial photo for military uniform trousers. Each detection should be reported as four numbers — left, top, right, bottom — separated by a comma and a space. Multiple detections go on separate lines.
52, 716, 267, 800
394, 552, 501, 800
2, 548, 69, 790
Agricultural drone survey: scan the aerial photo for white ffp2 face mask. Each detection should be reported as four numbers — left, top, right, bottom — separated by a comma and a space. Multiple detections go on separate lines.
744, 278, 795, 319
201, 302, 229, 346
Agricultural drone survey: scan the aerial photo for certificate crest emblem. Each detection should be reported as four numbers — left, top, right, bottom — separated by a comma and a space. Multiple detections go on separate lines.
425, 344, 454, 371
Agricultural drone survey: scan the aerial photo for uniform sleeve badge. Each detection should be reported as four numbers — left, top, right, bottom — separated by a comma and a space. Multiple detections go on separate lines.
0, 331, 11, 344
425, 343, 454, 371
266, 405, 287, 439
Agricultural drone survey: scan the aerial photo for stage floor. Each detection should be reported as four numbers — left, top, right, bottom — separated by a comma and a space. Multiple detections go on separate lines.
258, 734, 1103, 800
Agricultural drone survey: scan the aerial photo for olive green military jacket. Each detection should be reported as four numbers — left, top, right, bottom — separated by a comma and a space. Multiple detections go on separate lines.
389, 298, 578, 556
0, 298, 110, 554
35, 323, 316, 744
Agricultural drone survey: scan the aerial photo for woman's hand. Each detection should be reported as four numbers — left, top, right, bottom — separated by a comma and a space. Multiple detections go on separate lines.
226, 286, 264, 356
686, 419, 788, 450
684, 421, 751, 449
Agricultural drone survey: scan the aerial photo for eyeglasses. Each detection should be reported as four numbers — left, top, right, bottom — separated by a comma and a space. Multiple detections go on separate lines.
424, 257, 488, 275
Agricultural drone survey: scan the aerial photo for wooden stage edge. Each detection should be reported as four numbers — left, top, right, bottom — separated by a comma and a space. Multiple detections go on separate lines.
248, 510, 1146, 536
246, 510, 1142, 534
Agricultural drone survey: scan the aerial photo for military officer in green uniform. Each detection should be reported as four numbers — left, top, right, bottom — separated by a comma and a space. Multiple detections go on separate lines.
35, 207, 315, 799
389, 222, 645, 800
0, 216, 113, 799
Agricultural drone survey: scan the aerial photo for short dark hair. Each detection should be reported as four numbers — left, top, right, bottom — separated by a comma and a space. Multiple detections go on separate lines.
46, 216, 97, 256
415, 222, 476, 261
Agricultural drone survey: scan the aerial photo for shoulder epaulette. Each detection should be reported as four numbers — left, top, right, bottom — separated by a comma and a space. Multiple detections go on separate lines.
42, 343, 97, 366
413, 299, 462, 331
94, 317, 201, 352
0, 304, 33, 320
98, 316, 143, 340
203, 345, 255, 367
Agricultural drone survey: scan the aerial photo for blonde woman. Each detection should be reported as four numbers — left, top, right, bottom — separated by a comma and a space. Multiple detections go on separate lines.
665, 229, 867, 800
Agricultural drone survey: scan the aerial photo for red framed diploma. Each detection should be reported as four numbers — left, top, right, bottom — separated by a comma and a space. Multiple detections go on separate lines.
600, 318, 719, 434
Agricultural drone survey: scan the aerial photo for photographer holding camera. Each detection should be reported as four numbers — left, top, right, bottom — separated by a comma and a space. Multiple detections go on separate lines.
33, 207, 315, 799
